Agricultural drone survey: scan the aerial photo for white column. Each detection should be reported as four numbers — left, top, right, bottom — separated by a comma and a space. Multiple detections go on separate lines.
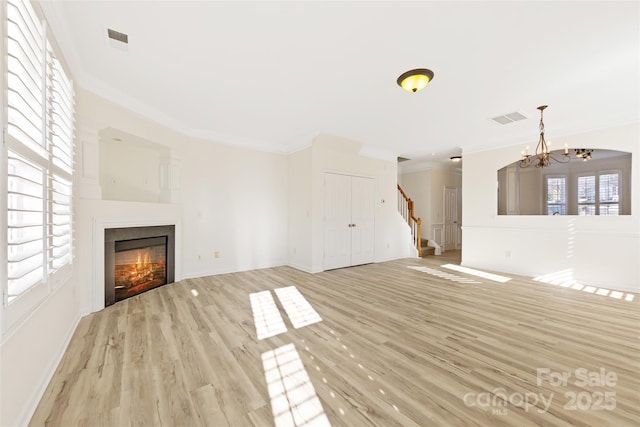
159, 154, 181, 203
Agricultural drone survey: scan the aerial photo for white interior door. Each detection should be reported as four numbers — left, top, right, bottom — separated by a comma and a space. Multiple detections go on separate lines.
350, 176, 375, 266
324, 173, 375, 270
324, 173, 351, 270
443, 186, 458, 251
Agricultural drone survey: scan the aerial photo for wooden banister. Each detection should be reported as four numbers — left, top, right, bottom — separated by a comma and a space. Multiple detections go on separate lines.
397, 184, 423, 256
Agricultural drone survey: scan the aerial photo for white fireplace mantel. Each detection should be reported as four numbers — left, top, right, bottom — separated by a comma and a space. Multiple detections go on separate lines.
77, 199, 183, 313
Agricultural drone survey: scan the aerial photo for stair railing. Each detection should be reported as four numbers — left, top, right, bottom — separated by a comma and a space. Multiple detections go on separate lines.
397, 184, 422, 255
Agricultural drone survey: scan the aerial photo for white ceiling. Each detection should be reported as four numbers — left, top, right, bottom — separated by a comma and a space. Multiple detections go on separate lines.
40, 1, 640, 164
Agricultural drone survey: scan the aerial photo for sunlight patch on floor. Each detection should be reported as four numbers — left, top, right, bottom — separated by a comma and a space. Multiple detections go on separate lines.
262, 344, 331, 427
250, 290, 288, 340
534, 270, 636, 302
441, 264, 511, 283
408, 266, 481, 284
274, 286, 323, 329
534, 269, 576, 287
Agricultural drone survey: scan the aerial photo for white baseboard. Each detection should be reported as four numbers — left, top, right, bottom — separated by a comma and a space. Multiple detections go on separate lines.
180, 261, 289, 281
286, 262, 313, 274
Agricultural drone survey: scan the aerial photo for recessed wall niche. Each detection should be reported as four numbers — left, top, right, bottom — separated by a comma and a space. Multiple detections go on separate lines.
98, 128, 172, 203
497, 149, 631, 215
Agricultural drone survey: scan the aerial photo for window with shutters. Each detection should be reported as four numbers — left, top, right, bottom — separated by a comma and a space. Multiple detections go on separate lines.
545, 176, 566, 215
3, 0, 74, 320
578, 171, 620, 216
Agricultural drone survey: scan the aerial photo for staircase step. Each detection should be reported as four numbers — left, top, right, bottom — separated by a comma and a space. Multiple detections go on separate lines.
421, 246, 435, 257
420, 240, 435, 257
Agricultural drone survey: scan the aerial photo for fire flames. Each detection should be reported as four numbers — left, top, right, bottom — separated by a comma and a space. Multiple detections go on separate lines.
130, 250, 154, 284
114, 246, 167, 302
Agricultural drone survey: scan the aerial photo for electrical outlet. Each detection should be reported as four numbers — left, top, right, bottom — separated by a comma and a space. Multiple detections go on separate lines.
214, 251, 220, 259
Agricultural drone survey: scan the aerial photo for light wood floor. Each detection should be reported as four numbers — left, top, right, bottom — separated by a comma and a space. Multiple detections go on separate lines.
30, 252, 639, 426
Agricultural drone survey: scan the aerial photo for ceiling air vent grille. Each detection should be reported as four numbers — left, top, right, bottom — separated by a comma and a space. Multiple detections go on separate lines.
107, 28, 128, 44
491, 111, 527, 125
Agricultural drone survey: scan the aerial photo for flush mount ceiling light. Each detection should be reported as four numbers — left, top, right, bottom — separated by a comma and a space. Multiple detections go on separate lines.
397, 68, 435, 93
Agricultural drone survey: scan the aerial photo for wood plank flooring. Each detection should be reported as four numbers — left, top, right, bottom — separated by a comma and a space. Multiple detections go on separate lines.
30, 252, 640, 426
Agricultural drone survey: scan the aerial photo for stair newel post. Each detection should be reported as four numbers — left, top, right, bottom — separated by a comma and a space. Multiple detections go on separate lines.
416, 218, 422, 255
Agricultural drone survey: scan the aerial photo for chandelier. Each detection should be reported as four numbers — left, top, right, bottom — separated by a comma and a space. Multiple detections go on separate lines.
519, 105, 570, 168
575, 148, 593, 161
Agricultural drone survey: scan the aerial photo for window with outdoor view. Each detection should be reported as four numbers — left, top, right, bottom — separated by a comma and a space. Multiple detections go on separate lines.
578, 172, 619, 216
546, 176, 566, 215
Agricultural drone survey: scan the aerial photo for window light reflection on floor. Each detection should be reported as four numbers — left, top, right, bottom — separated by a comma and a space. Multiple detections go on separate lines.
250, 290, 288, 340
408, 266, 480, 284
534, 269, 576, 287
274, 286, 323, 329
534, 270, 636, 302
441, 264, 511, 283
262, 344, 331, 427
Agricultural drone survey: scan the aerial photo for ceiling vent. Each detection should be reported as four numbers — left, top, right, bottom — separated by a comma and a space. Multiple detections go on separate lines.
491, 111, 527, 125
107, 28, 128, 44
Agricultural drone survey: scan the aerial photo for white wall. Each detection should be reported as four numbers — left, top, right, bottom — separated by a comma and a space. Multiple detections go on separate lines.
79, 90, 289, 279
287, 147, 313, 271
462, 123, 640, 292
0, 275, 81, 427
99, 139, 164, 203
309, 133, 410, 272
518, 168, 542, 215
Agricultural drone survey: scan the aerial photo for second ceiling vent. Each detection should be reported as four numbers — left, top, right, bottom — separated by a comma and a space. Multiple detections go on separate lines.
107, 28, 128, 44
491, 111, 527, 125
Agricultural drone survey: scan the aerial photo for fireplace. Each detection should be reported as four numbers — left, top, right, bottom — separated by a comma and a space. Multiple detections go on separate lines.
105, 225, 175, 306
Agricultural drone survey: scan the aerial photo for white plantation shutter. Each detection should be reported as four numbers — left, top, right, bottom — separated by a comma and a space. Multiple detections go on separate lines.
50, 175, 72, 271
47, 40, 74, 274
6, 0, 46, 158
577, 172, 620, 216
4, 0, 75, 309
546, 176, 566, 215
577, 175, 596, 216
599, 173, 619, 216
7, 152, 45, 299
48, 44, 74, 174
